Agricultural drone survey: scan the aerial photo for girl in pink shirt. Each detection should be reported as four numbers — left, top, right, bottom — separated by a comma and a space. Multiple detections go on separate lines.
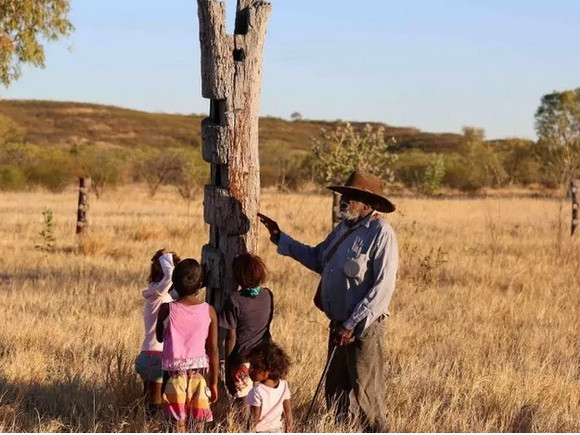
135, 249, 180, 415
156, 258, 219, 432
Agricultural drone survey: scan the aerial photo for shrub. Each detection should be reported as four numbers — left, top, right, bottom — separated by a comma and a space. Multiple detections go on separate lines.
0, 114, 24, 145
0, 165, 26, 190
35, 209, 56, 251
26, 164, 71, 192
165, 147, 208, 201
72, 146, 130, 198
311, 122, 398, 185
443, 155, 482, 192
394, 151, 430, 188
420, 154, 446, 195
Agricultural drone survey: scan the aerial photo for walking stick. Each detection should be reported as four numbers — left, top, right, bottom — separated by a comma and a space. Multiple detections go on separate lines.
305, 345, 337, 424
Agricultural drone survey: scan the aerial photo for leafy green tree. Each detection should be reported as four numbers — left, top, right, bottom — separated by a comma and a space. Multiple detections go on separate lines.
290, 112, 303, 121
499, 139, 541, 186
137, 147, 206, 198
71, 146, 129, 198
26, 147, 74, 192
447, 127, 507, 191
311, 122, 397, 224
0, 0, 73, 87
393, 150, 446, 195
141, 148, 183, 198
535, 88, 580, 189
420, 153, 446, 196
165, 147, 208, 201
312, 122, 397, 186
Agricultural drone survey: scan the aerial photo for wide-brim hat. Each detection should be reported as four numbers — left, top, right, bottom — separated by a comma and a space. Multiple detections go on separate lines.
327, 171, 396, 213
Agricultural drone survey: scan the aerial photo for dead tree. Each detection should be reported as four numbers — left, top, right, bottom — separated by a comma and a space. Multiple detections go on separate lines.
198, 0, 271, 310
76, 177, 90, 234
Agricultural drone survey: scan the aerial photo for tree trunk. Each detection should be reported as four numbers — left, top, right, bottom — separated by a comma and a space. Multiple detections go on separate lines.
198, 0, 271, 311
76, 177, 90, 234
572, 179, 578, 236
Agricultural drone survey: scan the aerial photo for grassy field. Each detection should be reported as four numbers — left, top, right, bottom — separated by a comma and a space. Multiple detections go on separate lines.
0, 186, 578, 432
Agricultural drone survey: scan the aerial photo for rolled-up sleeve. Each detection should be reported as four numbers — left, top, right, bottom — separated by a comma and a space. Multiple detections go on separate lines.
343, 228, 398, 331
277, 232, 332, 274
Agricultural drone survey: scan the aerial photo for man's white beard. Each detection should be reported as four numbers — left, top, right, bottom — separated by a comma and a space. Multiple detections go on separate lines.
338, 207, 359, 223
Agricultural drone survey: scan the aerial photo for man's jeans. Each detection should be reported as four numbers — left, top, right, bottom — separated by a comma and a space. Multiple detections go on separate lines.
325, 317, 389, 432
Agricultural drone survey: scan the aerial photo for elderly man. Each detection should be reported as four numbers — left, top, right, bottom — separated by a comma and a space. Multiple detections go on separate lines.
258, 170, 398, 432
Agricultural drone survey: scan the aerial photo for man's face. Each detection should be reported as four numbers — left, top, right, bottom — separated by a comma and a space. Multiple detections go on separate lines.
339, 193, 368, 223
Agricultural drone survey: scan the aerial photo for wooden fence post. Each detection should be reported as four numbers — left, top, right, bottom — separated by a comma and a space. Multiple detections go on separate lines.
572, 179, 579, 236
198, 0, 271, 311
76, 177, 90, 234
332, 191, 340, 227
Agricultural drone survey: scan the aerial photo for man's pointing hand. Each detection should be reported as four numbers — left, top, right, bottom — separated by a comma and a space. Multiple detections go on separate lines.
258, 213, 281, 244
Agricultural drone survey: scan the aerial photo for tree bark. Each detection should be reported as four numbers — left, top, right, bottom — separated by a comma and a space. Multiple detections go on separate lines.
76, 177, 90, 234
198, 0, 271, 310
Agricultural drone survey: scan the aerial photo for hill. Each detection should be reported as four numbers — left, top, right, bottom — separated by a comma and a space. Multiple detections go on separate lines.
0, 99, 543, 193
0, 99, 464, 153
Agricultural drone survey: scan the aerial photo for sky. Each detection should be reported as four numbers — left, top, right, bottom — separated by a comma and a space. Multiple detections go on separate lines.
2, 0, 580, 140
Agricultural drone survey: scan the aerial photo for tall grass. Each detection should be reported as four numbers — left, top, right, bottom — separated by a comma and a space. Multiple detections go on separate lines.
0, 185, 578, 432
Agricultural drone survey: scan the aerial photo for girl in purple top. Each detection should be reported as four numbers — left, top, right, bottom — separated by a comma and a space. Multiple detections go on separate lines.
219, 253, 274, 403
156, 259, 219, 432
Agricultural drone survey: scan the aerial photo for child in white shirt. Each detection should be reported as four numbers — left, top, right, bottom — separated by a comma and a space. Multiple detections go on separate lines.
135, 249, 180, 415
246, 343, 293, 433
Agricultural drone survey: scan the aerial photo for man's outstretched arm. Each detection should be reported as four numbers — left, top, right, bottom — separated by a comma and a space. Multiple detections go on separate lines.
258, 212, 333, 273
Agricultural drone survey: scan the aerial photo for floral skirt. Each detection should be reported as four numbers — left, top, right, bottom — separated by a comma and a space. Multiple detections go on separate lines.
163, 370, 213, 422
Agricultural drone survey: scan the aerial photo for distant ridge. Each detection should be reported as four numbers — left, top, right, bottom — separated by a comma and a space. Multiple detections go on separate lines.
0, 99, 464, 155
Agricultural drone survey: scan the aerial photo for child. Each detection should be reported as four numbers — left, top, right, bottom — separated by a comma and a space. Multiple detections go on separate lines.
219, 253, 274, 401
156, 258, 219, 432
135, 248, 180, 415
246, 342, 293, 433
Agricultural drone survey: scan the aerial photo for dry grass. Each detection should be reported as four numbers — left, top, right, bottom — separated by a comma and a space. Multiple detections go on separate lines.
0, 185, 578, 432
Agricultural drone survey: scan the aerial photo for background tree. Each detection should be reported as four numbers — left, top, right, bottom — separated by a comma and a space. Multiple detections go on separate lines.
0, 0, 73, 87
311, 122, 397, 225
140, 148, 184, 198
290, 111, 303, 121
72, 146, 129, 199
165, 147, 207, 203
444, 127, 507, 192
497, 138, 540, 186
534, 88, 580, 189
420, 153, 446, 196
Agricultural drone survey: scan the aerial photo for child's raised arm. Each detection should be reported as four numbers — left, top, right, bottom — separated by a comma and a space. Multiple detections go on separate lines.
283, 399, 294, 433
206, 305, 219, 403
155, 302, 169, 343
143, 252, 175, 298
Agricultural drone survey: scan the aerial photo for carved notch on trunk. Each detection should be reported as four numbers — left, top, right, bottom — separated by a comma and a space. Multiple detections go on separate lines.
209, 99, 227, 126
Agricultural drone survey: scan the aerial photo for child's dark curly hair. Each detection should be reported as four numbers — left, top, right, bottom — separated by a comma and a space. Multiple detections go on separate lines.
248, 342, 291, 381
172, 258, 203, 297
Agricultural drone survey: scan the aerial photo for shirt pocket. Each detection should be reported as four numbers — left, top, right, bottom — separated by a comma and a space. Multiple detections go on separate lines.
343, 253, 370, 281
